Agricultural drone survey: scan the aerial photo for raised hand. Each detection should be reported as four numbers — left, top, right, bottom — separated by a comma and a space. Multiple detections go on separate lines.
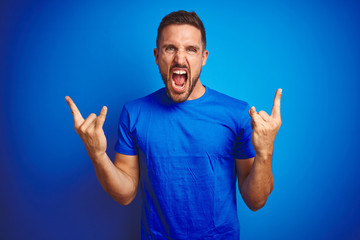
65, 96, 108, 161
248, 89, 282, 158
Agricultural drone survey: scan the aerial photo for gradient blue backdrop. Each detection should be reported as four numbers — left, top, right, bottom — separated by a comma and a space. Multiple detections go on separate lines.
1, 0, 359, 239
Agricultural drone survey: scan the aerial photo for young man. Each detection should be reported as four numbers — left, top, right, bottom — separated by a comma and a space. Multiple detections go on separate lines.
66, 10, 282, 240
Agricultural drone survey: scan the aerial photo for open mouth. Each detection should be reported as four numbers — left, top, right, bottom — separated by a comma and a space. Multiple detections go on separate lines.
171, 69, 188, 92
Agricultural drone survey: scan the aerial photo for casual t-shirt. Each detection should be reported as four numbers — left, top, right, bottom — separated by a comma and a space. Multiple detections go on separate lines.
115, 87, 255, 239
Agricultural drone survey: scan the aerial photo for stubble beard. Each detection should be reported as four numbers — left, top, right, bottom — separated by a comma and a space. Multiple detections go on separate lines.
160, 70, 201, 103
159, 65, 201, 103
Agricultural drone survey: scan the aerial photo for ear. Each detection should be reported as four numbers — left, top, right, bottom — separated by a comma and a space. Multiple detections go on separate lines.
201, 50, 209, 67
154, 48, 159, 65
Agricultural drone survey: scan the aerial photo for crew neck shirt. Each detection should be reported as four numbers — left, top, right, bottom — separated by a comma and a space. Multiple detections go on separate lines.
115, 87, 255, 239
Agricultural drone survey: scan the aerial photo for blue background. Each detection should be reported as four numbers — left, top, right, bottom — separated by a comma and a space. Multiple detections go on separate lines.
1, 0, 359, 239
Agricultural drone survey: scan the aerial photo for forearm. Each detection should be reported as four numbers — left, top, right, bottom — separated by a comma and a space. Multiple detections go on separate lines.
65, 98, 138, 205
240, 154, 274, 211
91, 153, 138, 205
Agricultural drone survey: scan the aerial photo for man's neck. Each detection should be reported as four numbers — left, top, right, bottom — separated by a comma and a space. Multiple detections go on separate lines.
187, 79, 206, 101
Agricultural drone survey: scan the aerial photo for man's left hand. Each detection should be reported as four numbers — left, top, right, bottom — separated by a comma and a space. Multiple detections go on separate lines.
249, 89, 282, 158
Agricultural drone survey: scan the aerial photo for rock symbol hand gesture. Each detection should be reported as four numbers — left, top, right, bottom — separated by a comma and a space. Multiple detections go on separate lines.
65, 96, 108, 160
248, 89, 282, 157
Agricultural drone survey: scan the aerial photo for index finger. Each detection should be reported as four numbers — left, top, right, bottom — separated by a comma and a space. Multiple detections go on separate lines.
271, 88, 282, 119
65, 96, 84, 126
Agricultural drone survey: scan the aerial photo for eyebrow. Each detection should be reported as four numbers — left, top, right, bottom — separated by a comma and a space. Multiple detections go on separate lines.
161, 44, 201, 51
162, 44, 177, 49
187, 45, 200, 50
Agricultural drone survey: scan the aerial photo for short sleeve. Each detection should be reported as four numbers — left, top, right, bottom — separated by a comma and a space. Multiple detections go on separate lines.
114, 106, 138, 155
233, 104, 256, 159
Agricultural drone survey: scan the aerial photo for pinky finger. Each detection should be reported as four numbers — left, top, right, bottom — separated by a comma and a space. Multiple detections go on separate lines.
96, 106, 108, 129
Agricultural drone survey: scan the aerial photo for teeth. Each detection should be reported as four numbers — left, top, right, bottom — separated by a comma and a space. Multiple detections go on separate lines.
173, 70, 187, 75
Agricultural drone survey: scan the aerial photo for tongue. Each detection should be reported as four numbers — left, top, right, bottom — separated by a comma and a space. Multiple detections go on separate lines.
173, 74, 186, 86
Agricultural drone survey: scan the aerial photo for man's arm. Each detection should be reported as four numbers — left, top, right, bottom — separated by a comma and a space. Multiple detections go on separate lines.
236, 157, 274, 211
65, 96, 139, 205
236, 89, 282, 211
92, 153, 139, 205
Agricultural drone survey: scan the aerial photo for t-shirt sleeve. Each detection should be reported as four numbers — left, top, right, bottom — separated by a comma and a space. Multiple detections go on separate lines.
233, 104, 256, 159
114, 106, 138, 155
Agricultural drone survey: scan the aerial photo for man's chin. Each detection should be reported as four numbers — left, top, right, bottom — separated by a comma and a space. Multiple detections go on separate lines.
162, 74, 198, 103
167, 90, 189, 103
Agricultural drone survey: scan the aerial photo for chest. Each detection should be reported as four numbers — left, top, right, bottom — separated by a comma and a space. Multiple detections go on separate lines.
134, 107, 237, 157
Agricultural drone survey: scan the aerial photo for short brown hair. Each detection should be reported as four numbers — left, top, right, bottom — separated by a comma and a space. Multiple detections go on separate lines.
156, 10, 206, 50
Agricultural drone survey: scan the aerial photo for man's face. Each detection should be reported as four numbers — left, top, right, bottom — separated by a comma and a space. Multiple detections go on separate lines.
154, 24, 209, 103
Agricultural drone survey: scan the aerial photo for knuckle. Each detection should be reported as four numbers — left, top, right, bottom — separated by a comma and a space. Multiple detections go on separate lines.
79, 125, 86, 134
85, 127, 93, 135
274, 118, 282, 126
95, 128, 103, 136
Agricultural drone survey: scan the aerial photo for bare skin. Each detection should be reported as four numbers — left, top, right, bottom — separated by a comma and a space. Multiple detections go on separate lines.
65, 96, 139, 205
236, 89, 282, 211
154, 24, 208, 103
65, 24, 282, 211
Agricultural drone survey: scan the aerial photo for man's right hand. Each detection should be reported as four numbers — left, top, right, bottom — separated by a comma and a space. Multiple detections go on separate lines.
65, 96, 108, 161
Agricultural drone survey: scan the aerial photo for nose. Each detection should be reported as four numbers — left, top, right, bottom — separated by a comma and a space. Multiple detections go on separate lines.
174, 49, 187, 66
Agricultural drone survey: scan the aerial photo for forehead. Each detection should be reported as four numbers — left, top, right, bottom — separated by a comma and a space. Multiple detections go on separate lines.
160, 24, 202, 46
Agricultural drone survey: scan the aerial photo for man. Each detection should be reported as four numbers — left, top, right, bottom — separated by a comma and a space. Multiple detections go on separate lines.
65, 10, 282, 240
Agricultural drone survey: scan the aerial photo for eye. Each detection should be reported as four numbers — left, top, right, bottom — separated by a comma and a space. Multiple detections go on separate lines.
165, 46, 176, 53
187, 47, 197, 54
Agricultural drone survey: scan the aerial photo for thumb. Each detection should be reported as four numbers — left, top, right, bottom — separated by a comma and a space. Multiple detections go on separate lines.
96, 106, 108, 129
248, 106, 262, 128
248, 106, 257, 118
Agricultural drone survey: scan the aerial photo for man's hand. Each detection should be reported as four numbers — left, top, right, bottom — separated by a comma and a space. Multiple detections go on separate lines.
249, 89, 282, 158
65, 96, 108, 161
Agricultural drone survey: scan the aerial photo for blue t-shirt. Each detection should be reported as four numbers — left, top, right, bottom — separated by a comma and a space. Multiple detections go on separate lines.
115, 87, 255, 240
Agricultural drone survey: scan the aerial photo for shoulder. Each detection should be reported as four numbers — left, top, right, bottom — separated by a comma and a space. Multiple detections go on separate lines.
207, 87, 250, 113
123, 88, 165, 112
204, 87, 252, 132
